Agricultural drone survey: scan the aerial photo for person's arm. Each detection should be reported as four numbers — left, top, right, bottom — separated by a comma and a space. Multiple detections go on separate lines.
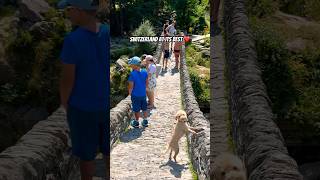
128, 81, 133, 96
145, 74, 149, 89
59, 63, 75, 111
166, 25, 170, 33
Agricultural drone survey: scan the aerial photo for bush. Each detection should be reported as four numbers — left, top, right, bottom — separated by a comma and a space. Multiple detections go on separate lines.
4, 14, 67, 111
246, 0, 278, 17
186, 45, 210, 108
250, 19, 297, 118
279, 0, 320, 21
173, 0, 209, 34
305, 0, 320, 21
189, 68, 210, 106
111, 47, 135, 62
250, 17, 320, 139
132, 20, 156, 55
110, 64, 132, 107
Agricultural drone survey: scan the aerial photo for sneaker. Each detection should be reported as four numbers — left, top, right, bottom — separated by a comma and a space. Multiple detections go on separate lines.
130, 120, 139, 128
142, 119, 148, 127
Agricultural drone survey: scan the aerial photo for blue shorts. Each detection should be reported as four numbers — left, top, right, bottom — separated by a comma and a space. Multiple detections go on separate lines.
164, 50, 170, 59
131, 96, 147, 112
67, 105, 110, 161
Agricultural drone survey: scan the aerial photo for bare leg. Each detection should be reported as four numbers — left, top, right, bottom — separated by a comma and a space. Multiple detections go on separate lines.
80, 160, 95, 180
169, 149, 172, 160
175, 54, 179, 68
149, 91, 154, 107
143, 111, 148, 119
134, 112, 140, 121
146, 90, 150, 105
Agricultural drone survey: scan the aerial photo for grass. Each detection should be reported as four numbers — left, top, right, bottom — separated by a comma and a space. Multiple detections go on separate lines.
186, 139, 199, 180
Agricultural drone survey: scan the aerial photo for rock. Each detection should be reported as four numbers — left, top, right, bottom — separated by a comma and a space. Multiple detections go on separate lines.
116, 58, 127, 69
300, 162, 320, 180
18, 0, 51, 23
201, 50, 210, 58
29, 21, 54, 39
20, 107, 49, 130
286, 38, 308, 53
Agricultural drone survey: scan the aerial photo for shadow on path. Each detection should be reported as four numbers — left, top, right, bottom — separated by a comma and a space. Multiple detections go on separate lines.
170, 68, 179, 75
159, 160, 189, 178
119, 127, 145, 143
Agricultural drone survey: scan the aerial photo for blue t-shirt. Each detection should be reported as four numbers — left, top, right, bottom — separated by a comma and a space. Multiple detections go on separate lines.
60, 24, 110, 111
128, 69, 148, 97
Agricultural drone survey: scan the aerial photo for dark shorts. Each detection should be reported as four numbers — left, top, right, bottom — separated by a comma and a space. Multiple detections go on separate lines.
67, 105, 110, 161
131, 96, 147, 112
164, 50, 170, 59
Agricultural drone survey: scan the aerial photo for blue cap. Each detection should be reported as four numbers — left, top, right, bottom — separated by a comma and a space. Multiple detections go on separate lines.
57, 0, 98, 10
128, 56, 141, 65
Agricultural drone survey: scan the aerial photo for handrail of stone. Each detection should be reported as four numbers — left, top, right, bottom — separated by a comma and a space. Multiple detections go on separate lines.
223, 0, 303, 179
110, 34, 163, 150
180, 45, 210, 180
0, 107, 78, 180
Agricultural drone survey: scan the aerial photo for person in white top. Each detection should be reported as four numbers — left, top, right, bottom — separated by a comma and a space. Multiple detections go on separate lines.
146, 55, 157, 109
166, 20, 176, 53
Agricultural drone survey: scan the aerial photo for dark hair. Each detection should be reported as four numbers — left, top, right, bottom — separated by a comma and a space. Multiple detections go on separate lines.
141, 54, 147, 60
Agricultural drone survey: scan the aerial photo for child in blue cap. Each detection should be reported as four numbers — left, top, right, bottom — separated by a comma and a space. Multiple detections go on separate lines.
128, 56, 149, 128
58, 0, 109, 179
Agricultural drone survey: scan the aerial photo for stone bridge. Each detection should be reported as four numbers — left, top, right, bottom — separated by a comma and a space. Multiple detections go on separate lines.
0, 0, 307, 179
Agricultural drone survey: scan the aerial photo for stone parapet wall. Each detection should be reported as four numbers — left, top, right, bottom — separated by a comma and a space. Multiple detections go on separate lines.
180, 45, 210, 180
223, 0, 303, 179
0, 108, 78, 180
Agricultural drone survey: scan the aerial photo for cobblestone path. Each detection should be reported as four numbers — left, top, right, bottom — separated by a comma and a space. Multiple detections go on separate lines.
110, 59, 194, 180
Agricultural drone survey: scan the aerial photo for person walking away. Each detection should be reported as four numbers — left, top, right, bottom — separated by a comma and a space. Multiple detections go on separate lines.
161, 32, 170, 70
166, 20, 176, 54
173, 32, 185, 69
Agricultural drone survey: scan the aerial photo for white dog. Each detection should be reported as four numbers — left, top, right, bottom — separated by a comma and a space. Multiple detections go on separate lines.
212, 153, 247, 180
165, 110, 198, 162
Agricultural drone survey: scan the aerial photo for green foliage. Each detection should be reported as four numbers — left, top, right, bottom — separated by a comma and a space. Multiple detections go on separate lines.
250, 18, 320, 139
250, 18, 297, 118
186, 45, 210, 68
279, 0, 320, 21
132, 20, 156, 55
279, 0, 305, 16
305, 0, 320, 21
4, 14, 67, 111
186, 45, 210, 107
246, 0, 278, 17
0, 6, 15, 18
173, 0, 209, 34
189, 68, 210, 106
110, 63, 132, 107
111, 47, 135, 63
0, 83, 27, 104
